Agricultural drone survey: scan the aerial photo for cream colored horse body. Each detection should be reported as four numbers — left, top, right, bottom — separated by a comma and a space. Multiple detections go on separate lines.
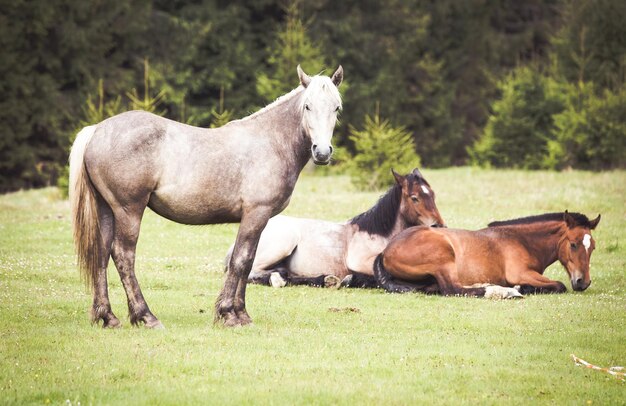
250, 215, 398, 282
239, 169, 446, 287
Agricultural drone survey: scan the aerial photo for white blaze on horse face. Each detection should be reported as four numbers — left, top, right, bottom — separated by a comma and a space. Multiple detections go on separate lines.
582, 233, 591, 253
421, 185, 430, 195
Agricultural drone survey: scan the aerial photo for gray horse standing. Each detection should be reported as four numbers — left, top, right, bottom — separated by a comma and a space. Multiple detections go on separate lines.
69, 65, 343, 328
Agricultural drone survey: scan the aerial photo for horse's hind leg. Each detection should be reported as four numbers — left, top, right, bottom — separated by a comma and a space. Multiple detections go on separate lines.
91, 197, 121, 328
110, 206, 163, 328
248, 267, 289, 286
340, 272, 378, 289
434, 266, 487, 297
287, 274, 339, 288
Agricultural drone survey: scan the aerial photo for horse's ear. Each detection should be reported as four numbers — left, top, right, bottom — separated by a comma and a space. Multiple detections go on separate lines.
563, 210, 576, 228
412, 167, 423, 180
331, 65, 343, 87
297, 65, 311, 88
391, 168, 404, 185
589, 214, 601, 230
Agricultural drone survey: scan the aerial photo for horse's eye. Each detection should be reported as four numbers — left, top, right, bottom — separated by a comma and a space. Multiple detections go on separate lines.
411, 196, 419, 203
304, 104, 311, 111
334, 106, 340, 112
570, 242, 577, 250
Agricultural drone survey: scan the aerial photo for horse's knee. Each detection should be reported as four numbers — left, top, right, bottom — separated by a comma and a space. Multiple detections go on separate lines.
229, 247, 257, 275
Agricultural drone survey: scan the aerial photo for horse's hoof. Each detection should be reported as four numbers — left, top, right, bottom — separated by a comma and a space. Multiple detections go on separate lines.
222, 313, 246, 327
236, 310, 253, 326
324, 275, 341, 288
339, 274, 353, 289
270, 272, 287, 288
145, 319, 166, 329
102, 317, 122, 329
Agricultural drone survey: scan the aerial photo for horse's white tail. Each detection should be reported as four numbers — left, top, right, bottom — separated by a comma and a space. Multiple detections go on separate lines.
69, 125, 100, 290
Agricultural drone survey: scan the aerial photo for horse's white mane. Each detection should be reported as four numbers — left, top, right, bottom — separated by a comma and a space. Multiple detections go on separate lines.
236, 75, 341, 123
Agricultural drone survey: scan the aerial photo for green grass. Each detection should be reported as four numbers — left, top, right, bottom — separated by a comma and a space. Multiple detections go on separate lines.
1, 168, 624, 405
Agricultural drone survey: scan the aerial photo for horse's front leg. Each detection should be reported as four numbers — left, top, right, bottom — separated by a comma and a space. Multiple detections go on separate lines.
216, 207, 272, 327
511, 270, 567, 294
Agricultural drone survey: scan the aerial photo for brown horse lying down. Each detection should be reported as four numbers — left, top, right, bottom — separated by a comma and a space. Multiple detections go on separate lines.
374, 211, 600, 298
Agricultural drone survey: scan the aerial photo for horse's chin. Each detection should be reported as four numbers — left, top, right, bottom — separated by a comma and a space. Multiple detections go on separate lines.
312, 159, 330, 166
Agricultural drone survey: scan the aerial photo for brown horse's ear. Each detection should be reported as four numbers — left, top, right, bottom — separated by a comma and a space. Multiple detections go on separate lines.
589, 214, 601, 230
391, 168, 404, 185
411, 167, 423, 179
563, 210, 576, 228
297, 65, 311, 88
331, 65, 343, 87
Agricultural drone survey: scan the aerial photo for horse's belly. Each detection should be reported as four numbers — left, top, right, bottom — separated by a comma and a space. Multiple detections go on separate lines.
289, 245, 347, 278
457, 267, 507, 286
148, 191, 242, 225
451, 249, 507, 286
287, 221, 349, 278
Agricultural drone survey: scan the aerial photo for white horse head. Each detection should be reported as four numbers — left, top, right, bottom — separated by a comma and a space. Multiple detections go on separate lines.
297, 65, 343, 165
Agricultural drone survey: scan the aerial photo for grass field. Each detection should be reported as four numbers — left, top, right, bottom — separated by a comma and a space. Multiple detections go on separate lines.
1, 168, 624, 405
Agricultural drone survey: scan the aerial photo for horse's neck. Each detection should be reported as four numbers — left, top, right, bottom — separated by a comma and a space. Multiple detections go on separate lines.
389, 211, 410, 238
509, 222, 565, 271
350, 186, 401, 238
232, 91, 310, 169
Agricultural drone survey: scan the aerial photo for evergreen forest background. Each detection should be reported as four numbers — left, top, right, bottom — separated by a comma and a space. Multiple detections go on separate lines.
1, 0, 625, 192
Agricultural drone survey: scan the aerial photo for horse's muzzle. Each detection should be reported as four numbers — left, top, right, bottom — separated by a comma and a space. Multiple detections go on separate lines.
312, 144, 333, 165
572, 278, 591, 291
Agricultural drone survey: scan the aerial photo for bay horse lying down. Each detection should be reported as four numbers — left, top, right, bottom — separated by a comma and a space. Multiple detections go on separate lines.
374, 211, 600, 298
239, 168, 445, 289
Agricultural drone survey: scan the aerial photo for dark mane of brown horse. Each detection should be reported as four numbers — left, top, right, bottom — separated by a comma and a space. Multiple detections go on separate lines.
488, 212, 592, 228
350, 173, 427, 237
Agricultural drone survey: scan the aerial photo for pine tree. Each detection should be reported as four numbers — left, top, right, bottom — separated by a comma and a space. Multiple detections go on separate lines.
469, 67, 565, 169
553, 0, 626, 92
126, 59, 167, 115
348, 109, 421, 190
209, 87, 234, 128
256, 1, 328, 102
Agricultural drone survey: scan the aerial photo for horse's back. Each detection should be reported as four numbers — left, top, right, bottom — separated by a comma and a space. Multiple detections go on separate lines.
383, 227, 510, 284
85, 111, 202, 171
83, 111, 272, 224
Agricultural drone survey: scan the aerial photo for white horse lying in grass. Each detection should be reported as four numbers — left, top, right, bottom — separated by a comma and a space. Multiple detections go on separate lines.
227, 169, 446, 288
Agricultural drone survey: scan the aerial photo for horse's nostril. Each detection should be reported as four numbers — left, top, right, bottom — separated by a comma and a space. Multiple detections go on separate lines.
312, 144, 318, 151
329, 145, 334, 154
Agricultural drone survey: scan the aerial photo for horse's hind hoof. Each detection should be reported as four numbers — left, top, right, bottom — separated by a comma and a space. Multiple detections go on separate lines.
221, 312, 252, 327
102, 317, 122, 329
270, 272, 287, 288
324, 275, 341, 288
145, 319, 166, 329
339, 274, 353, 289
